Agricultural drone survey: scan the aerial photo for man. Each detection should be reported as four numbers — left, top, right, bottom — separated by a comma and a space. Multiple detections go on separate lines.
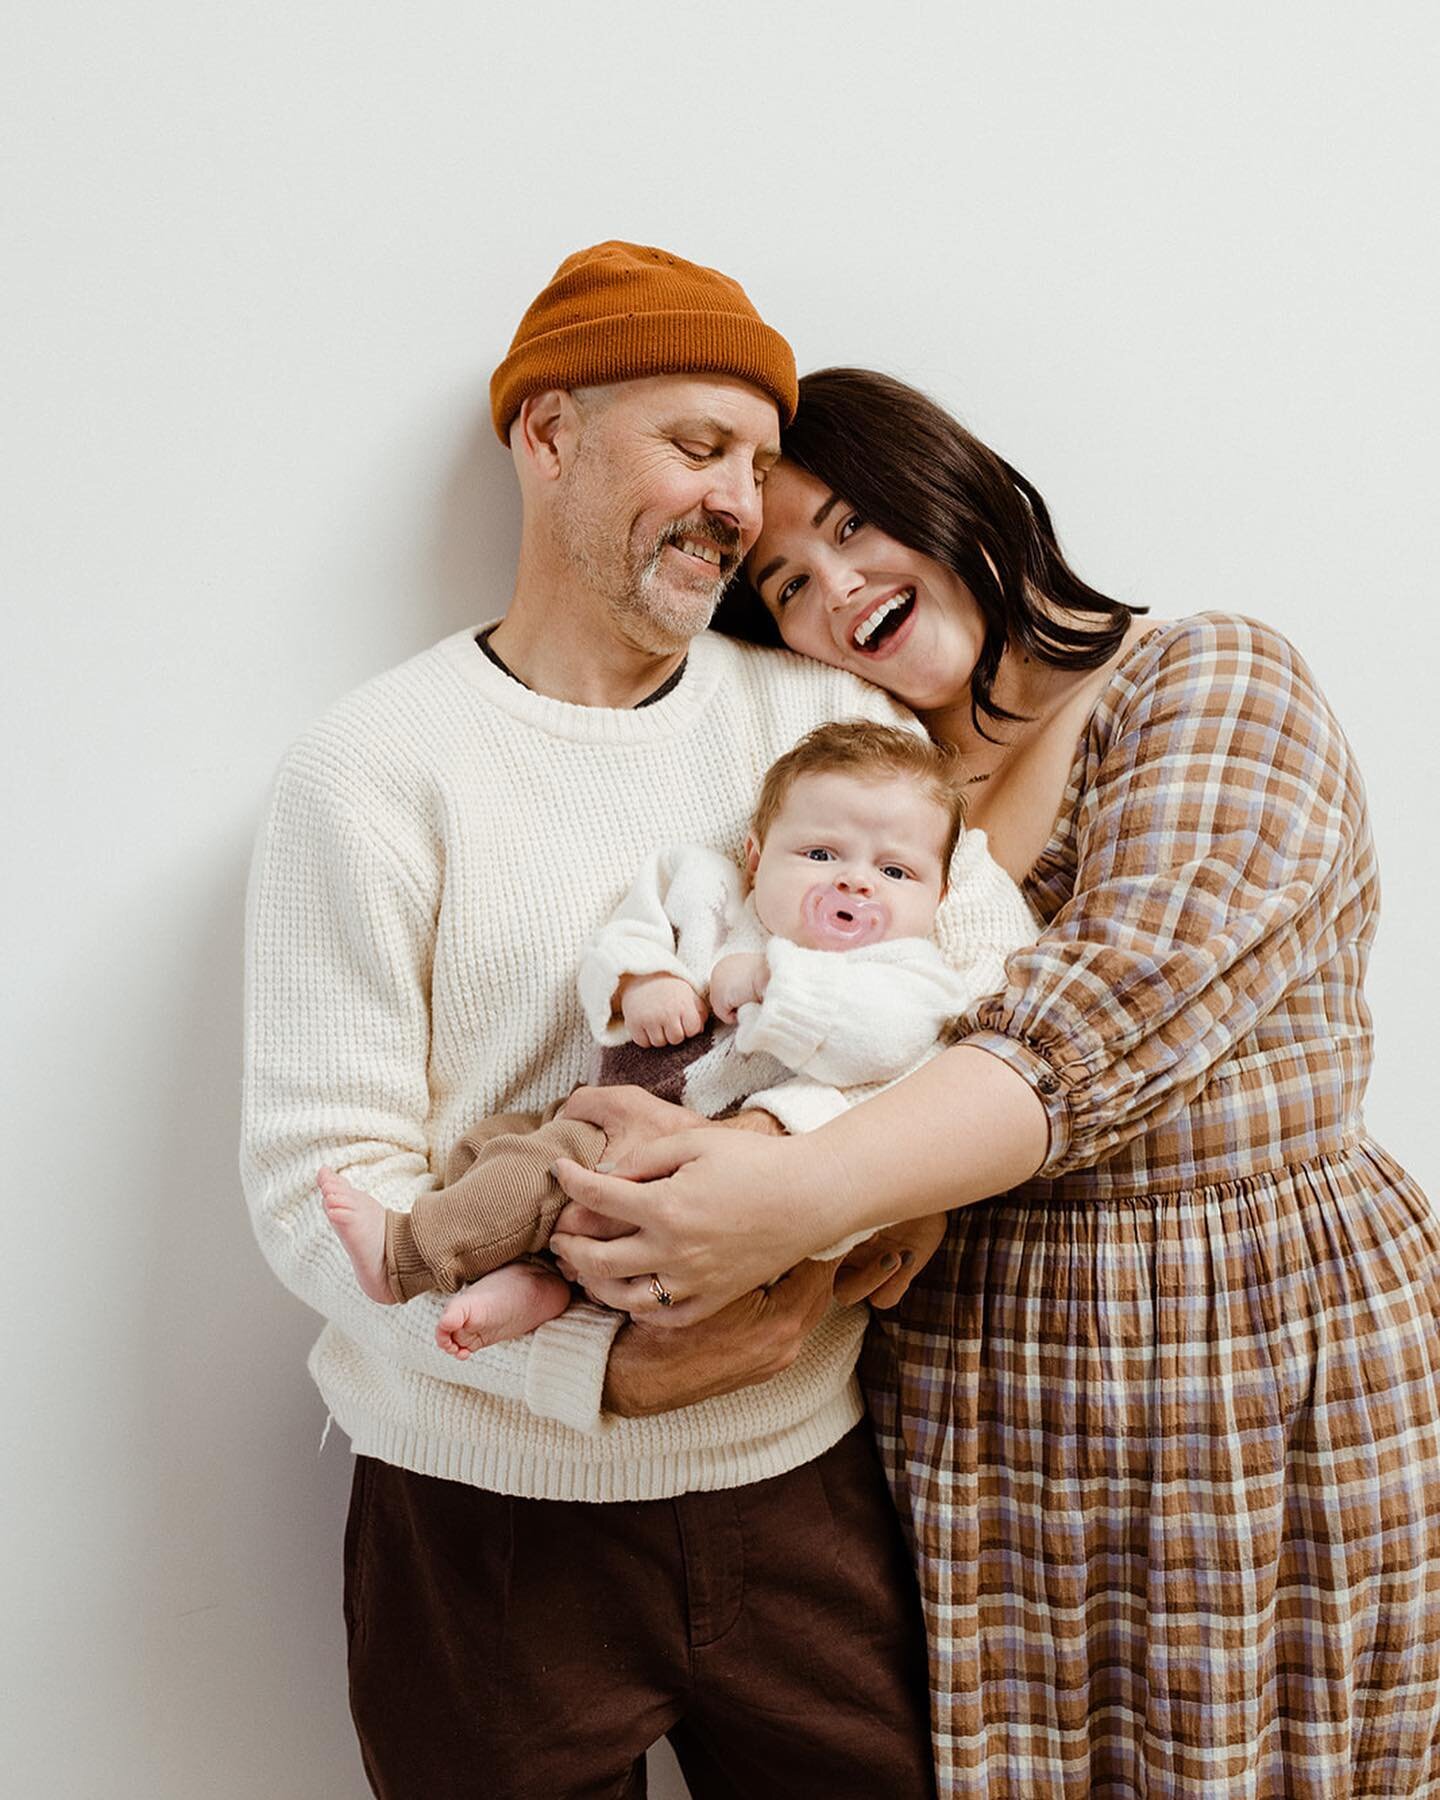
242, 242, 937, 1798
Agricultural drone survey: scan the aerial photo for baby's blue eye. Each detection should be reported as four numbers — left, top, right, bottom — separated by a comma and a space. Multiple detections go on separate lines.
881, 865, 909, 881
804, 847, 834, 862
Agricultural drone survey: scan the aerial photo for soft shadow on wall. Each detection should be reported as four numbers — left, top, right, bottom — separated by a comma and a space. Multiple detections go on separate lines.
432, 398, 523, 632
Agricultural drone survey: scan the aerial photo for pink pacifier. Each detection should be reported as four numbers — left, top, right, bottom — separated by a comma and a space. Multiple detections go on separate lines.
800, 883, 890, 950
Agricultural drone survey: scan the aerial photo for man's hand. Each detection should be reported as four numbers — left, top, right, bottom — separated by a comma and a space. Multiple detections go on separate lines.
601, 1258, 833, 1416
708, 952, 769, 1024
832, 1211, 950, 1309
618, 973, 708, 1047
561, 1084, 707, 1175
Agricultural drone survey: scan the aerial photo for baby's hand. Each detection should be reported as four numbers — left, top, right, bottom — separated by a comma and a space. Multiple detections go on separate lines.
709, 952, 770, 1024
619, 973, 708, 1047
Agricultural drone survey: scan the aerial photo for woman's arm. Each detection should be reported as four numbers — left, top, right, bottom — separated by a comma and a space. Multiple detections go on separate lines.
550, 1043, 1046, 1322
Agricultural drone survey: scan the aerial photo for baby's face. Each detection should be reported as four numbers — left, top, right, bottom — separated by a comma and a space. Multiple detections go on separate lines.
747, 770, 950, 951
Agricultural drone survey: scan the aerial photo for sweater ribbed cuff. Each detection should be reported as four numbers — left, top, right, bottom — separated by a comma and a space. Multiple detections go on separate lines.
811, 1221, 892, 1262
523, 1301, 626, 1433
734, 940, 837, 1069
741, 1078, 850, 1139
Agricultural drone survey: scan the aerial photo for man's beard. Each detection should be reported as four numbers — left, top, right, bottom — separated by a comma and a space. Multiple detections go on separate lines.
559, 501, 742, 653
620, 516, 742, 647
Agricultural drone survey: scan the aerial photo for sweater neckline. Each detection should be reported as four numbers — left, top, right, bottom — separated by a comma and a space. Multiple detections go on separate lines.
435, 620, 730, 744
474, 624, 689, 710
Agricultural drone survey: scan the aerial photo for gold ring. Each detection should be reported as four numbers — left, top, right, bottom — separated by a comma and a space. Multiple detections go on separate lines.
649, 1275, 674, 1307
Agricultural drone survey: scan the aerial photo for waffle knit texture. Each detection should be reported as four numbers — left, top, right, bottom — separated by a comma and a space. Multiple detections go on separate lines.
241, 625, 961, 1502
489, 240, 797, 440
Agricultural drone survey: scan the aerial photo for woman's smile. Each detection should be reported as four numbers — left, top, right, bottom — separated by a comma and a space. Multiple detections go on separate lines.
848, 585, 917, 656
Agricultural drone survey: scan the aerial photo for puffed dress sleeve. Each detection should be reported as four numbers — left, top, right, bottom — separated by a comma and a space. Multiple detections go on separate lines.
957, 614, 1370, 1177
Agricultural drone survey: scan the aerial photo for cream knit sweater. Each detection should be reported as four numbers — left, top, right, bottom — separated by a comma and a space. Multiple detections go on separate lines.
241, 625, 1026, 1502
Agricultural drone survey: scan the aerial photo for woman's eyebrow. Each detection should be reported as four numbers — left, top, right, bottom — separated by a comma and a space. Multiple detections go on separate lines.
753, 494, 842, 594
753, 554, 785, 592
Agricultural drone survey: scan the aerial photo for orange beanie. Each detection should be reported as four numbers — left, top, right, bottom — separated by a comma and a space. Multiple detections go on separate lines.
489, 240, 797, 442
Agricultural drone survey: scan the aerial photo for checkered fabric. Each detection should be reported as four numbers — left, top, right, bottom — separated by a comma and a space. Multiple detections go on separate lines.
864, 614, 1440, 1798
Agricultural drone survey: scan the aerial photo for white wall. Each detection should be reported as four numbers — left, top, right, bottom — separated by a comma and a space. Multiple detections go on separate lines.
4, 3, 1436, 1793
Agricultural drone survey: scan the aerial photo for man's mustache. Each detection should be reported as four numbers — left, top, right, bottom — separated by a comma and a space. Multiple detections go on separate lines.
658, 517, 742, 572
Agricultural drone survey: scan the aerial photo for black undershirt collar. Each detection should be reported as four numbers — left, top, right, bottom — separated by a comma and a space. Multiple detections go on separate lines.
475, 625, 687, 709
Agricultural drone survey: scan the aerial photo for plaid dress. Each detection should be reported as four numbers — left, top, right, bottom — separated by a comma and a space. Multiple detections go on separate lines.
864, 614, 1440, 1798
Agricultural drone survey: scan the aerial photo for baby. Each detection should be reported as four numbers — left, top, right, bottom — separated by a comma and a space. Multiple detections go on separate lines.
320, 720, 1035, 1355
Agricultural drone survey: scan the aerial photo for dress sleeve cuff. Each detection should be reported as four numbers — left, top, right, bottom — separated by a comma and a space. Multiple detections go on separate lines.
957, 1028, 1075, 1174
522, 1300, 625, 1433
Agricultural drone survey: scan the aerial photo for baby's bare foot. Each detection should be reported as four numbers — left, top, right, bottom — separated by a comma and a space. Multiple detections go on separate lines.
318, 1166, 394, 1305
436, 1263, 571, 1359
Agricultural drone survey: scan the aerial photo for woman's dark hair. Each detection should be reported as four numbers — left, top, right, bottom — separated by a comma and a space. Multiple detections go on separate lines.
712, 367, 1141, 737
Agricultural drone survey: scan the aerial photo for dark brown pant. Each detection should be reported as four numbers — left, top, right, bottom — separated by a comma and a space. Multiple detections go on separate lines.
345, 1423, 936, 1799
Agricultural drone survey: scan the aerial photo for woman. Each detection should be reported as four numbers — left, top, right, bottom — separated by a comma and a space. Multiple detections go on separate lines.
554, 369, 1440, 1796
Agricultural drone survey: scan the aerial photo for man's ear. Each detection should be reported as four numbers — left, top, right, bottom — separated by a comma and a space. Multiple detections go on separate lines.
514, 388, 580, 481
743, 833, 762, 880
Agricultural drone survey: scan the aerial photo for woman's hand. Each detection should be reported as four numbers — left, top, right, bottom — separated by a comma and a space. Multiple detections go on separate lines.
551, 1128, 855, 1325
601, 1259, 834, 1415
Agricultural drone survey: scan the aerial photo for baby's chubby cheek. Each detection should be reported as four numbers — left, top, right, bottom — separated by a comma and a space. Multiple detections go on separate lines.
747, 873, 795, 943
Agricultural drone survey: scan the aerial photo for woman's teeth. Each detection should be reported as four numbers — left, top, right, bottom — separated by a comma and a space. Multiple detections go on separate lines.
852, 589, 914, 649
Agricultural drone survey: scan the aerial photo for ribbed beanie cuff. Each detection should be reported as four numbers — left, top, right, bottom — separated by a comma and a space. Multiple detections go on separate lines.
491, 240, 797, 441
